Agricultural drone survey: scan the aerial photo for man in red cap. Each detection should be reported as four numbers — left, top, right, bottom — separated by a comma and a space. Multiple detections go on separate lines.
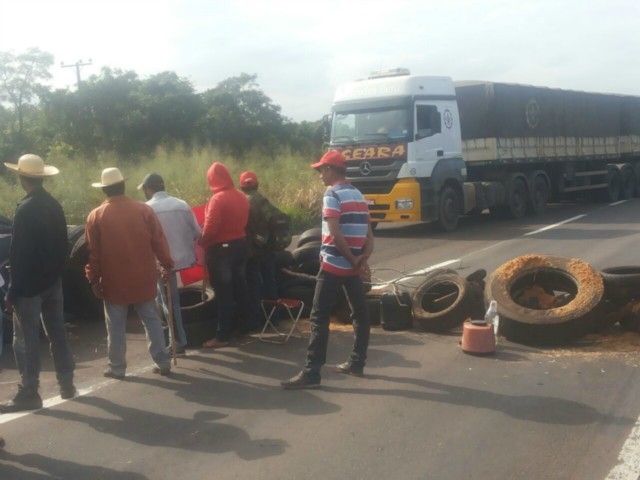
239, 171, 280, 330
281, 150, 374, 389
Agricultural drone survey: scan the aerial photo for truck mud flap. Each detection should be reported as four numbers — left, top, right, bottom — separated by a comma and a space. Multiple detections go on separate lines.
484, 255, 604, 345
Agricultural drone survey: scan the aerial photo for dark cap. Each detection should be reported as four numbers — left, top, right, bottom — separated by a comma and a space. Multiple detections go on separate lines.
137, 173, 165, 191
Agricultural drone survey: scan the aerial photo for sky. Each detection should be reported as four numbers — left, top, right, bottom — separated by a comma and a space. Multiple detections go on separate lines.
1, 0, 640, 123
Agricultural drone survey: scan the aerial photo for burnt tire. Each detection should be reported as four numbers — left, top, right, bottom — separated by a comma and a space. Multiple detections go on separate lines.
411, 270, 477, 332
292, 242, 321, 264
297, 228, 322, 248
274, 250, 295, 269
484, 255, 604, 345
178, 286, 217, 347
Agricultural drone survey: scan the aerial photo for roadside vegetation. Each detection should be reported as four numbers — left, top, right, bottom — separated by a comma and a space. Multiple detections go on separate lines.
0, 48, 326, 230
0, 145, 325, 230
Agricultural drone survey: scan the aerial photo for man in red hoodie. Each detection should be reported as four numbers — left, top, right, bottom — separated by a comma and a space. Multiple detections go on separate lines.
200, 162, 250, 348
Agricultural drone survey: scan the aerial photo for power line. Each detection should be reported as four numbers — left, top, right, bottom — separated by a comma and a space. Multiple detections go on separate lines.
61, 59, 92, 90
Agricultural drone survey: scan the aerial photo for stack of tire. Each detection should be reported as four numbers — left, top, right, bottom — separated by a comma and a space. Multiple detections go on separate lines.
276, 228, 322, 317
64, 225, 105, 320
178, 285, 218, 347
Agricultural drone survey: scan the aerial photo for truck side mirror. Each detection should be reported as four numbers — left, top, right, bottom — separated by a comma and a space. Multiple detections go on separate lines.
322, 114, 331, 142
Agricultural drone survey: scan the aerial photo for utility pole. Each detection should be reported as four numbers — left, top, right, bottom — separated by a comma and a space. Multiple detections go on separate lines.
61, 59, 92, 90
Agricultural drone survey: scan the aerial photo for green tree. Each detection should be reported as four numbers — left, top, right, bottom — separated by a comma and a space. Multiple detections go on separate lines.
200, 73, 286, 157
0, 48, 53, 151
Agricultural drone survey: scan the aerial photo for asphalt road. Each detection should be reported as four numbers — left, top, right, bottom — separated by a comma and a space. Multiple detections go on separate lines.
1, 198, 639, 480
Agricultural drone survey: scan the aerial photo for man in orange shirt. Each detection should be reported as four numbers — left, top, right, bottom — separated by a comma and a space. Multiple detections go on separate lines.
85, 168, 174, 378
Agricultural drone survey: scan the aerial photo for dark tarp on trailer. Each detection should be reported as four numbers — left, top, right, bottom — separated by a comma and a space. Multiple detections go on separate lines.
454, 81, 640, 140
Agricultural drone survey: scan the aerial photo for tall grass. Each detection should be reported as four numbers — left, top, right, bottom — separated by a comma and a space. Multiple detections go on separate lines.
0, 146, 325, 231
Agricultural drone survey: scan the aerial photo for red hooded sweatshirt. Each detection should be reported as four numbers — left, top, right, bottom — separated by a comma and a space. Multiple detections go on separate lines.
201, 162, 249, 249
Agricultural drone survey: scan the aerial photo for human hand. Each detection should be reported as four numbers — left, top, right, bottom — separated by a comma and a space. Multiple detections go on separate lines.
359, 261, 372, 283
160, 268, 171, 281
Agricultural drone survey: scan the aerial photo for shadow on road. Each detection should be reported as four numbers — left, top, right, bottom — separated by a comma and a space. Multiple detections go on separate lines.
325, 373, 634, 427
37, 395, 289, 461
0, 449, 148, 479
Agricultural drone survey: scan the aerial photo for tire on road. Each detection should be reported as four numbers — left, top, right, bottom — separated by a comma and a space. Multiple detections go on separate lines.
600, 266, 640, 302
296, 228, 322, 248
412, 269, 477, 332
178, 285, 217, 347
484, 254, 604, 345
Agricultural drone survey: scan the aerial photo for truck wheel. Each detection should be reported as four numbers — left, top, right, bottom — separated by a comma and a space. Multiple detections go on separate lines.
435, 186, 460, 232
506, 177, 528, 219
620, 166, 636, 199
527, 175, 549, 216
600, 167, 621, 202
484, 255, 604, 345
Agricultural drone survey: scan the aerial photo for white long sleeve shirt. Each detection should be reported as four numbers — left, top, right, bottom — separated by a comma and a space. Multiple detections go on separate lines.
147, 192, 202, 271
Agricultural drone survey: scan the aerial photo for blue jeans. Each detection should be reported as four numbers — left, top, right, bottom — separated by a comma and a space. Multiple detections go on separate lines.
206, 238, 249, 342
103, 299, 171, 376
246, 253, 278, 329
156, 272, 187, 349
303, 270, 371, 381
12, 278, 75, 392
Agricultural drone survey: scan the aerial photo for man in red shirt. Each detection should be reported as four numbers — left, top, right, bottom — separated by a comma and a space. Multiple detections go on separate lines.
85, 168, 174, 378
200, 162, 250, 348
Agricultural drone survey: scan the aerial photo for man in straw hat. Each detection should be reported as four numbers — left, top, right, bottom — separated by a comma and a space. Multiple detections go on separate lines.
0, 154, 76, 412
85, 167, 174, 378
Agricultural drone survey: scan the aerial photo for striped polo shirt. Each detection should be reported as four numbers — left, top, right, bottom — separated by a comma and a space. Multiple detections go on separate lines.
320, 181, 370, 276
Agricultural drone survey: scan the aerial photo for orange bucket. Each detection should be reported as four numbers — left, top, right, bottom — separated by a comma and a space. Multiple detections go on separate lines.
461, 320, 495, 355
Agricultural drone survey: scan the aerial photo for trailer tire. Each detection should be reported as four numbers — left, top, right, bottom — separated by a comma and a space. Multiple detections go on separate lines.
484, 255, 604, 345
435, 186, 460, 232
600, 167, 621, 202
412, 270, 476, 332
506, 176, 528, 219
297, 228, 322, 248
620, 165, 636, 199
527, 174, 549, 216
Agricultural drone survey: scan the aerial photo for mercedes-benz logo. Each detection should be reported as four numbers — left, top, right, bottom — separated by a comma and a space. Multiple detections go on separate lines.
359, 161, 372, 176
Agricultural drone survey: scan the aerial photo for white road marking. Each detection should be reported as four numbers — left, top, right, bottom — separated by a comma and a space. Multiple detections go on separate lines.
605, 415, 640, 480
523, 215, 587, 236
0, 364, 154, 425
610, 200, 628, 207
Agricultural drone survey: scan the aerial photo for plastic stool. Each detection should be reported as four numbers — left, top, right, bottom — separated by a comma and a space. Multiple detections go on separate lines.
461, 320, 495, 355
259, 299, 305, 344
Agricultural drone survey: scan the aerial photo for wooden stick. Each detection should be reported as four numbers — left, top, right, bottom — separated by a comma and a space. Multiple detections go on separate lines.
165, 278, 178, 366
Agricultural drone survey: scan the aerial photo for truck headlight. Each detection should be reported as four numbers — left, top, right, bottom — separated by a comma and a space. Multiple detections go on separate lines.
395, 198, 414, 210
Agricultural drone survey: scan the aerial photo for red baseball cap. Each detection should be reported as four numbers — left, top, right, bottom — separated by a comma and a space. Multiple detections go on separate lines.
310, 150, 347, 171
239, 171, 258, 187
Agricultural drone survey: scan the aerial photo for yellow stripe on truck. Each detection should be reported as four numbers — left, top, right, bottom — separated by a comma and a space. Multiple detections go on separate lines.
365, 178, 421, 222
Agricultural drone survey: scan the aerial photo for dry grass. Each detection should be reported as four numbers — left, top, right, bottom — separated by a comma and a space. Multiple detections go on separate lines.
1, 146, 325, 227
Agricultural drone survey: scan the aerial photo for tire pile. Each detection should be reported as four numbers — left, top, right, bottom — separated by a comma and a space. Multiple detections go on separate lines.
393, 253, 640, 346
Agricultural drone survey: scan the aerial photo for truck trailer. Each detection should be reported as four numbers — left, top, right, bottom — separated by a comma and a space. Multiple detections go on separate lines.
325, 69, 640, 231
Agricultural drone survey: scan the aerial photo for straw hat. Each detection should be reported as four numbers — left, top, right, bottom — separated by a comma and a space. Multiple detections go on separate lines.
92, 167, 126, 188
4, 154, 59, 177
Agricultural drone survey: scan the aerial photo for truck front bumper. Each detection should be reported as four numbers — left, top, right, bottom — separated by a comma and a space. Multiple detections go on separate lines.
365, 178, 421, 223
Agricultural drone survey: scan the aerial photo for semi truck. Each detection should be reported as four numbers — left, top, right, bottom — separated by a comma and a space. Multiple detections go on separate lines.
324, 68, 640, 231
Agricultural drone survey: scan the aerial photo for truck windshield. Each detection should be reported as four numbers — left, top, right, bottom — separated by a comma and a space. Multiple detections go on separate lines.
331, 108, 411, 144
